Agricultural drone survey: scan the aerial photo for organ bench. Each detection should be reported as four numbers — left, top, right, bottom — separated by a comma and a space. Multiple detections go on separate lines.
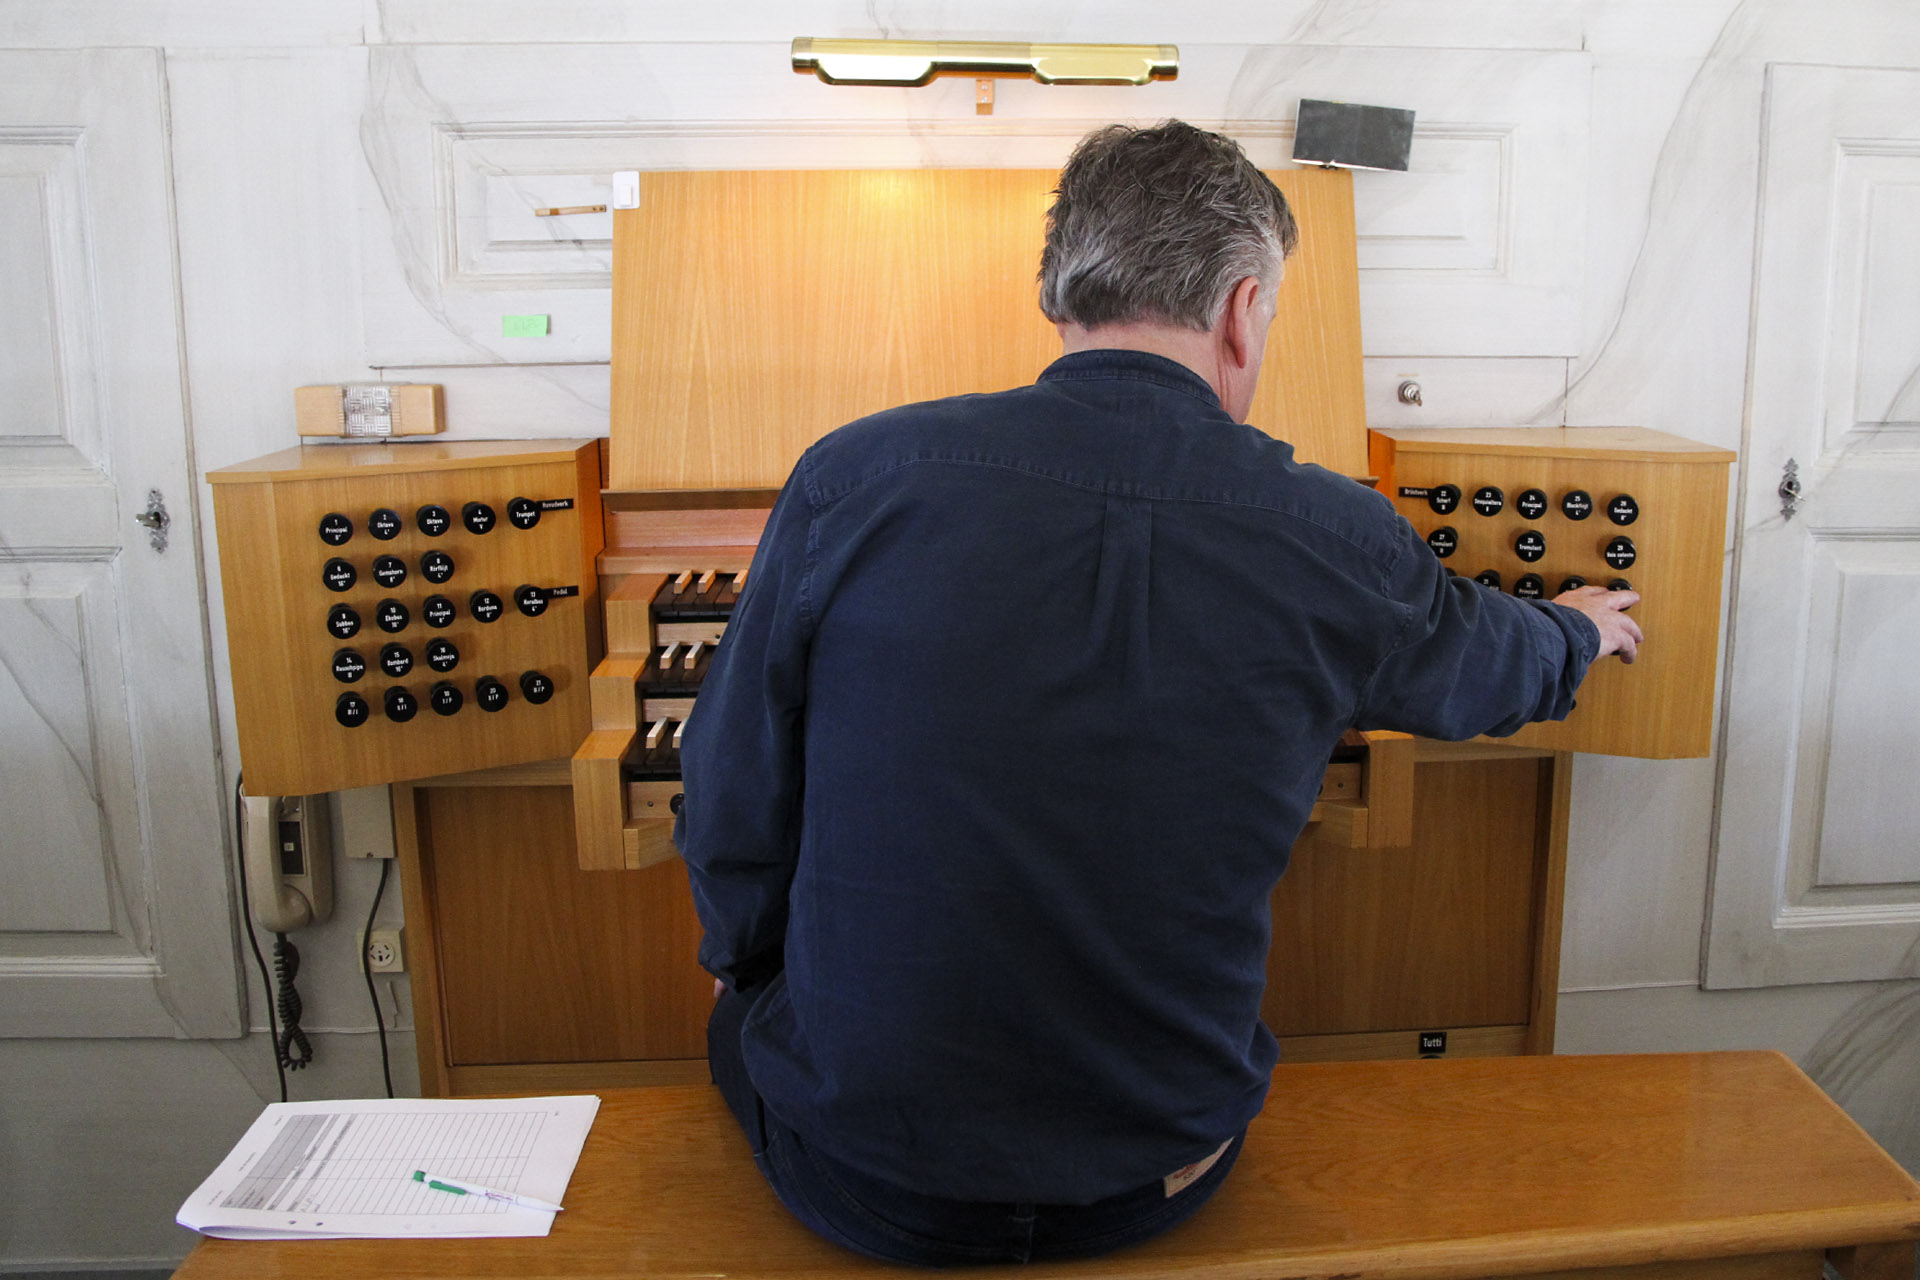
172, 1051, 1920, 1280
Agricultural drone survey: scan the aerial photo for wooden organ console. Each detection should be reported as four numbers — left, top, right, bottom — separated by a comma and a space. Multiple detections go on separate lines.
208, 165, 1733, 1095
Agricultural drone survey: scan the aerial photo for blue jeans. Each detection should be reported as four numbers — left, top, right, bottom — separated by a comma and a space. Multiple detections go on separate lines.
707, 988, 1243, 1267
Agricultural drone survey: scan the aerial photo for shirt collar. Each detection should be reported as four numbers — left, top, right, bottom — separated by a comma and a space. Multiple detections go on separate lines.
1037, 349, 1224, 411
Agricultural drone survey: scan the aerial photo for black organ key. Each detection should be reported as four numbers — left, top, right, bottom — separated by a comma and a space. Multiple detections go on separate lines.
1608, 494, 1640, 525
520, 670, 555, 704
425, 637, 459, 673
420, 550, 455, 584
383, 687, 418, 722
1516, 489, 1549, 520
1474, 569, 1504, 590
462, 501, 496, 535
1604, 536, 1638, 570
372, 554, 407, 589
507, 497, 540, 530
469, 590, 504, 624
1514, 530, 1547, 563
430, 681, 463, 716
336, 691, 371, 727
1562, 490, 1594, 521
319, 512, 353, 545
375, 598, 410, 633
327, 604, 362, 639
322, 557, 356, 592
1426, 526, 1459, 559
422, 594, 456, 628
331, 649, 366, 683
416, 504, 451, 536
379, 643, 413, 678
475, 676, 510, 712
1514, 573, 1546, 599
368, 507, 402, 540
1471, 486, 1505, 517
513, 584, 549, 617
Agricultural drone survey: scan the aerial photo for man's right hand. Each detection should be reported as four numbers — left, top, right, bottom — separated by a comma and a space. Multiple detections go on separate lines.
1552, 585, 1643, 664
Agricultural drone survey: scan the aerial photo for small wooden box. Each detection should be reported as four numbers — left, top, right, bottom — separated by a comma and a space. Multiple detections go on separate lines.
1368, 427, 1736, 759
295, 383, 444, 438
208, 440, 604, 795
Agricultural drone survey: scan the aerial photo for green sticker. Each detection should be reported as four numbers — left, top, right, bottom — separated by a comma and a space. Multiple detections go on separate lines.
502, 314, 550, 337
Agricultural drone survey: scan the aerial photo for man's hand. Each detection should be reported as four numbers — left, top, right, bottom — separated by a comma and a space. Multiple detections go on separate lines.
1552, 585, 1643, 664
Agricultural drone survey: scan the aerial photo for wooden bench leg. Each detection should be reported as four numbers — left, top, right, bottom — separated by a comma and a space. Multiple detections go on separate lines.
1828, 1242, 1918, 1280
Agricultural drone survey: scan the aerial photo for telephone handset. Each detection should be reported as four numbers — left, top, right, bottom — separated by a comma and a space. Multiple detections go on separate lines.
241, 793, 333, 932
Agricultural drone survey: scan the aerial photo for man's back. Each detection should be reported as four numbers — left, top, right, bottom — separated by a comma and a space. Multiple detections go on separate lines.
681, 349, 1596, 1203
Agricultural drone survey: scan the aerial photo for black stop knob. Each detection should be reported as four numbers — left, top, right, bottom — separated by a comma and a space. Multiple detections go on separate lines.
1604, 536, 1637, 570
507, 497, 541, 530
422, 595, 456, 628
513, 584, 549, 617
469, 590, 503, 623
368, 507, 402, 540
430, 681, 463, 716
462, 501, 496, 535
322, 557, 356, 592
1471, 486, 1505, 517
1515, 573, 1546, 599
1426, 526, 1458, 559
1559, 575, 1588, 593
420, 550, 455, 584
520, 670, 555, 704
1514, 530, 1546, 563
416, 504, 451, 536
1474, 569, 1504, 590
425, 637, 459, 673
327, 603, 361, 639
383, 686, 418, 722
372, 554, 407, 589
335, 691, 370, 727
319, 512, 353, 545
375, 598, 410, 633
1609, 578, 1634, 593
1562, 490, 1594, 521
379, 643, 413, 678
1516, 489, 1548, 520
475, 676, 510, 712
1428, 484, 1461, 515
1608, 494, 1640, 525
331, 649, 366, 683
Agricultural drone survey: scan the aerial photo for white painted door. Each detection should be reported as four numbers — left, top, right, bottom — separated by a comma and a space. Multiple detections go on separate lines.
1706, 64, 1920, 988
0, 50, 239, 1036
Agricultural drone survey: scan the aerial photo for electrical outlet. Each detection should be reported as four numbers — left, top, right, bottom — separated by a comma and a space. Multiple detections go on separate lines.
364, 926, 405, 974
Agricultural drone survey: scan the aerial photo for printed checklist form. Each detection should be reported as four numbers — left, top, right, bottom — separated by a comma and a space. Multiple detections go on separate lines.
177, 1095, 600, 1240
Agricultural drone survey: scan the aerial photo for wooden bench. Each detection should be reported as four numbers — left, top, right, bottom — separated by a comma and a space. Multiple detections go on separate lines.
173, 1052, 1920, 1280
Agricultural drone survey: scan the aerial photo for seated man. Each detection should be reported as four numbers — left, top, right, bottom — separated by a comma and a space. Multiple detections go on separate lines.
676, 119, 1639, 1266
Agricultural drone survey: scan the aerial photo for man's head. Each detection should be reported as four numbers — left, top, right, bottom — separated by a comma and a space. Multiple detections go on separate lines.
1039, 121, 1298, 334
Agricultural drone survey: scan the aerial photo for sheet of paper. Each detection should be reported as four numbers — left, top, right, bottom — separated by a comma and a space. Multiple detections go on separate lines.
177, 1095, 599, 1240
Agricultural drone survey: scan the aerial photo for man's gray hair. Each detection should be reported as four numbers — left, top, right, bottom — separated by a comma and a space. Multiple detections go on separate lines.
1038, 121, 1299, 333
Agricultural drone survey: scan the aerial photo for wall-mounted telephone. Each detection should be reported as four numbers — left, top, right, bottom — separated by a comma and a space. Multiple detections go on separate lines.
242, 792, 333, 933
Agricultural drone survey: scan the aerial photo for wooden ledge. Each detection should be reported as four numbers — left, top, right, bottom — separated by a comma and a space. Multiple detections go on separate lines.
174, 1052, 1920, 1280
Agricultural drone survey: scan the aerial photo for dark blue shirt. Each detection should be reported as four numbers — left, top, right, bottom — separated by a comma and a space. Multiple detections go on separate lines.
676, 349, 1598, 1204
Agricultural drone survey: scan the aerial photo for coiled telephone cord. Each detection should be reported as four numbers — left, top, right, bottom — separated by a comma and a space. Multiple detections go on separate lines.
272, 933, 315, 1071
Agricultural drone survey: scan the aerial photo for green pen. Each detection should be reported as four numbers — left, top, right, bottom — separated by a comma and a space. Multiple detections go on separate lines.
411, 1169, 565, 1212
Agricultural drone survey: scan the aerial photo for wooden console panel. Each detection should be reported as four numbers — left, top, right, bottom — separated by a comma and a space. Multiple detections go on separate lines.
207, 441, 604, 794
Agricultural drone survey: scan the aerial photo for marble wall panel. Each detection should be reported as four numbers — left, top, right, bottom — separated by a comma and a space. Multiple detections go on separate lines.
0, 574, 113, 934
361, 42, 1589, 367
1798, 541, 1920, 892
372, 1, 1584, 50
0, 0, 364, 48
0, 127, 101, 467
